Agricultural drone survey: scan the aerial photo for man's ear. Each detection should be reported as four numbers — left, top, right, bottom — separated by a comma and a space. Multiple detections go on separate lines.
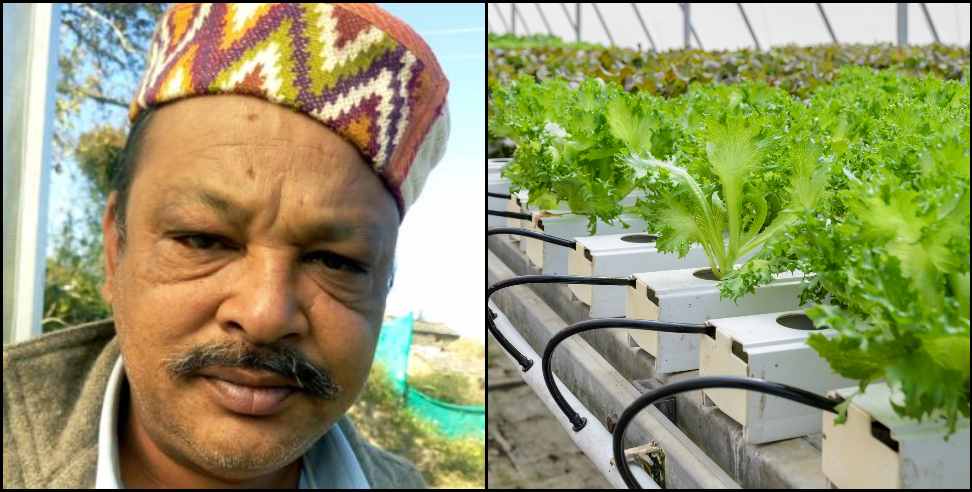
101, 192, 120, 305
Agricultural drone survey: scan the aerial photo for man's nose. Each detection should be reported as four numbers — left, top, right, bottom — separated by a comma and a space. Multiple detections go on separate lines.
216, 252, 307, 344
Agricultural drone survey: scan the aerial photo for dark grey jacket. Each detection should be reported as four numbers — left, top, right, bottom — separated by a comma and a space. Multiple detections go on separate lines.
2, 319, 426, 488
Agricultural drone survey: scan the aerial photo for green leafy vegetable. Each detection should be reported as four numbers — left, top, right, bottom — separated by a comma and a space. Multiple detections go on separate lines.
802, 143, 970, 434
622, 83, 823, 278
491, 66, 970, 431
489, 34, 971, 158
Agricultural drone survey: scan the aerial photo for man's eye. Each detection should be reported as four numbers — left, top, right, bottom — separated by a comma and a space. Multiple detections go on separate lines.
303, 251, 368, 274
175, 233, 229, 251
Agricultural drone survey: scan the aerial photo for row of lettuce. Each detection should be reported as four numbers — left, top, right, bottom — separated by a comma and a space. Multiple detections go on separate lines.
488, 34, 971, 157
491, 66, 970, 434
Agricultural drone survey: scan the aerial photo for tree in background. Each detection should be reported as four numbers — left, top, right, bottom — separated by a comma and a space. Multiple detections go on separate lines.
43, 4, 166, 332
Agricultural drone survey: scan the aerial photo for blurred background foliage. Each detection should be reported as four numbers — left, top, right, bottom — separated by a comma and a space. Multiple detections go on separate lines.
44, 3, 166, 333
349, 363, 485, 488
487, 33, 971, 157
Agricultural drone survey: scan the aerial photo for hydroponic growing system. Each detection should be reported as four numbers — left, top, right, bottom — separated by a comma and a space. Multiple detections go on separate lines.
487, 34, 970, 489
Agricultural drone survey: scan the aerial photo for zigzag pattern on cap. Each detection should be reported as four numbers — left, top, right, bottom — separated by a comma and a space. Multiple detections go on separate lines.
129, 3, 450, 215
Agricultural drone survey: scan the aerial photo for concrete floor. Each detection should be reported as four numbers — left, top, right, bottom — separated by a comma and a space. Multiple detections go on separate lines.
487, 336, 611, 489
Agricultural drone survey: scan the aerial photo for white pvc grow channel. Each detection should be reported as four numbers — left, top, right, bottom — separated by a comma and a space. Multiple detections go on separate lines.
487, 157, 511, 174
698, 310, 856, 444
489, 302, 659, 489
487, 158, 512, 229
625, 268, 806, 374
568, 233, 710, 318
524, 214, 648, 276
822, 383, 970, 489
504, 190, 649, 274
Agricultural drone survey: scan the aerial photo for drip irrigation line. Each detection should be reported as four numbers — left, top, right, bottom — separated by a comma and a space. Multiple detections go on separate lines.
487, 275, 635, 372
542, 319, 712, 431
613, 376, 839, 489
487, 308, 534, 370
488, 191, 512, 199
488, 209, 533, 220
487, 227, 576, 249
489, 275, 635, 300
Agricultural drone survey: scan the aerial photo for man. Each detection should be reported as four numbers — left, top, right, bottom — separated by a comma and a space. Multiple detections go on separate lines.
3, 3, 449, 488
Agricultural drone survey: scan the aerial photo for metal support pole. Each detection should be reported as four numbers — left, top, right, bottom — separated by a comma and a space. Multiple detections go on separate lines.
690, 19, 703, 49
560, 3, 582, 43
511, 4, 516, 35
514, 4, 532, 35
3, 3, 59, 345
591, 3, 615, 46
681, 3, 691, 48
559, 3, 575, 37
631, 3, 657, 52
576, 3, 581, 43
737, 3, 762, 51
535, 3, 553, 35
816, 3, 838, 43
492, 3, 510, 32
919, 3, 941, 43
897, 3, 908, 46
559, 2, 574, 26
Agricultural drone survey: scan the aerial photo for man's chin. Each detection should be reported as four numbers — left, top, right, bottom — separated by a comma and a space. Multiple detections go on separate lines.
169, 377, 320, 468
180, 426, 311, 479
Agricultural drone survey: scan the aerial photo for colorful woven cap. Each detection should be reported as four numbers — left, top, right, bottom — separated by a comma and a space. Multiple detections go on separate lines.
129, 3, 450, 217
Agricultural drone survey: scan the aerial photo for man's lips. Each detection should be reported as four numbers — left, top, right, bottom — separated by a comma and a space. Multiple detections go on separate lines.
198, 367, 302, 389
198, 367, 301, 416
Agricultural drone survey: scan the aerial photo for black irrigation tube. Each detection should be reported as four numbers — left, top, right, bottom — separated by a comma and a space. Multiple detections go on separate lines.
487, 227, 576, 249
488, 209, 533, 220
613, 376, 840, 489
487, 275, 635, 371
487, 191, 512, 199
542, 318, 712, 431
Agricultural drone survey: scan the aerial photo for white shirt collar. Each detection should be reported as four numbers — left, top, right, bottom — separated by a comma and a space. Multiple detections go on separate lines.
95, 355, 370, 489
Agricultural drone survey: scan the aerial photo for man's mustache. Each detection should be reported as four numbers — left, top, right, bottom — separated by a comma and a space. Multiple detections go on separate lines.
164, 342, 342, 400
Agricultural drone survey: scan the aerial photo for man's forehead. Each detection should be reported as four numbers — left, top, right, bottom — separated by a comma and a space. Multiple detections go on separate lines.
162, 140, 348, 175
151, 96, 339, 157
145, 98, 378, 186
131, 101, 400, 238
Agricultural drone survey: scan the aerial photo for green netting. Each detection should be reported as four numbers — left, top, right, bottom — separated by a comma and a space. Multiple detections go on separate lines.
374, 312, 414, 394
373, 312, 486, 440
405, 386, 485, 439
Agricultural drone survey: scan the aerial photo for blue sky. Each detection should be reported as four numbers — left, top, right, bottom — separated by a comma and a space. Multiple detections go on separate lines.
46, 3, 486, 340
377, 3, 486, 340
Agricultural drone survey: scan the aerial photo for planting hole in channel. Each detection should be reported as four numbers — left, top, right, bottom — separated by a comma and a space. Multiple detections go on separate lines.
870, 419, 900, 452
691, 268, 720, 281
620, 234, 658, 243
731, 340, 748, 363
645, 287, 659, 306
776, 313, 825, 331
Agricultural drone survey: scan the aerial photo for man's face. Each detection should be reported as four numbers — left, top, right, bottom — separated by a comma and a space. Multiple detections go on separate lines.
102, 94, 399, 480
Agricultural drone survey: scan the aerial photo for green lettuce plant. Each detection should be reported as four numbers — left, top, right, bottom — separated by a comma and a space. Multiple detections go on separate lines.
621, 83, 826, 279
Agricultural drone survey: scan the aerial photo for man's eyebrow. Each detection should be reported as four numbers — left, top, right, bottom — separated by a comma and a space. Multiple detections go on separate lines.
161, 187, 383, 244
305, 222, 355, 241
300, 222, 373, 243
165, 188, 253, 226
